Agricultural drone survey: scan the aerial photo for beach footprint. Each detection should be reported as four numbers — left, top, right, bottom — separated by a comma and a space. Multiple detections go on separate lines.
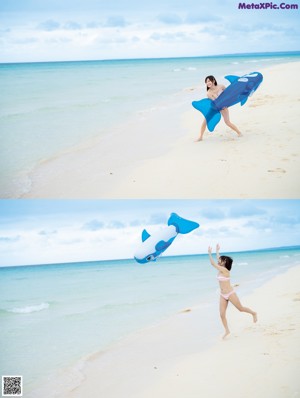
249, 94, 275, 107
267, 168, 286, 174
179, 308, 192, 313
293, 292, 300, 302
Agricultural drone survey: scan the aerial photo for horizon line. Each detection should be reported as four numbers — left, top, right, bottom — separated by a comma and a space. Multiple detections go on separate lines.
1, 50, 300, 65
1, 244, 299, 269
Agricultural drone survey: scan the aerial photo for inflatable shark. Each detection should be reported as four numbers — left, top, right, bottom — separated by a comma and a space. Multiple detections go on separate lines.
134, 213, 199, 264
192, 72, 263, 132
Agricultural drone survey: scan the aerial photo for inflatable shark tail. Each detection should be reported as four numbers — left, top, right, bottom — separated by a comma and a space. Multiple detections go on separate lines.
192, 98, 221, 132
168, 213, 199, 234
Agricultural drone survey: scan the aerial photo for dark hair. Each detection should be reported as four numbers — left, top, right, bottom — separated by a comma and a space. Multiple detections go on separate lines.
220, 255, 233, 271
205, 75, 217, 91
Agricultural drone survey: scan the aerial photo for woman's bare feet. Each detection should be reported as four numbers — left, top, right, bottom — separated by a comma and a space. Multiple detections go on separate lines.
222, 329, 230, 339
253, 312, 258, 323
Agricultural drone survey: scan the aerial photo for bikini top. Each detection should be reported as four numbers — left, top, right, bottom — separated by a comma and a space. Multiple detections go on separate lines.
217, 272, 230, 281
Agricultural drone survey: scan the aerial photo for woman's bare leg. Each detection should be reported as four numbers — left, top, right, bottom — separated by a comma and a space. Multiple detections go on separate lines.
229, 293, 257, 322
221, 108, 242, 137
219, 296, 230, 339
195, 119, 207, 141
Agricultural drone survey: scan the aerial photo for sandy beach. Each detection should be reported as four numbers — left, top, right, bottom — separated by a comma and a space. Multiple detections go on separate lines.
22, 60, 300, 199
54, 264, 300, 398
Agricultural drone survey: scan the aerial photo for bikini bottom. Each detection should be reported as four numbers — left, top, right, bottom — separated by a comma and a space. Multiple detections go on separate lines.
220, 289, 235, 301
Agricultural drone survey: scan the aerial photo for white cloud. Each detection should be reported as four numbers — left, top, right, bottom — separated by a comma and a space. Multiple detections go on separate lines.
63, 21, 82, 30
0, 235, 21, 243
82, 220, 105, 231
103, 16, 128, 27
157, 13, 183, 25
37, 19, 61, 31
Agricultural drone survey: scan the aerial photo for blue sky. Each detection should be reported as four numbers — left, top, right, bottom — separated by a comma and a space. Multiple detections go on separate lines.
0, 0, 299, 62
0, 200, 299, 266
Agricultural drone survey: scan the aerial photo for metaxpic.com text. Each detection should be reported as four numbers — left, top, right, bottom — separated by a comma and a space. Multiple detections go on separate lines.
238, 2, 298, 9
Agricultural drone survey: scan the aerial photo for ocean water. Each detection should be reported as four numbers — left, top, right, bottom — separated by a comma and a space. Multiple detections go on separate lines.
1, 51, 300, 197
0, 245, 299, 395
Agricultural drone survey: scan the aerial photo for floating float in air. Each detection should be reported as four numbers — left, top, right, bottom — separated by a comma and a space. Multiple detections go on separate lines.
134, 213, 199, 264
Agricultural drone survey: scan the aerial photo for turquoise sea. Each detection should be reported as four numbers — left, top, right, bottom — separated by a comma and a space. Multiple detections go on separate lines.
0, 245, 299, 395
1, 51, 300, 197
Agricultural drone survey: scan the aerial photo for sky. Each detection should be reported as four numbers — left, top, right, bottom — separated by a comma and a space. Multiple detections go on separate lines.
0, 200, 299, 266
0, 0, 299, 62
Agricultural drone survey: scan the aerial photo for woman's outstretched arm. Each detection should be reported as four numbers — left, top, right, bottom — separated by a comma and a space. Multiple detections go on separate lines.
208, 246, 229, 275
208, 246, 224, 272
216, 243, 221, 261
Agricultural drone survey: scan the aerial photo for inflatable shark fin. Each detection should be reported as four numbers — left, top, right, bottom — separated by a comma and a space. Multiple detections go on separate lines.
224, 75, 240, 84
240, 97, 248, 106
192, 98, 221, 132
168, 213, 199, 234
142, 229, 151, 242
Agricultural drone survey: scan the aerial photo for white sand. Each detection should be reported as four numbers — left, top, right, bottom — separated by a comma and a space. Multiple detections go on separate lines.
22, 61, 300, 199
60, 265, 300, 398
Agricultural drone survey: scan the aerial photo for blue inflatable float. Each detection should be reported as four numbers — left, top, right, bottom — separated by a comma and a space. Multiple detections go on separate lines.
134, 213, 199, 264
192, 72, 263, 132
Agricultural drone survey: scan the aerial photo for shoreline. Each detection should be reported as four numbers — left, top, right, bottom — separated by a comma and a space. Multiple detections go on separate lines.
18, 95, 190, 199
29, 263, 300, 398
15, 59, 300, 199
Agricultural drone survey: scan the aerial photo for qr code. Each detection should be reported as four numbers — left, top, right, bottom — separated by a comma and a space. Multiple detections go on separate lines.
2, 376, 23, 397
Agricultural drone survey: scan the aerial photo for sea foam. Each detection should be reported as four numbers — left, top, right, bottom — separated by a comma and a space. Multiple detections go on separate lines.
8, 302, 50, 314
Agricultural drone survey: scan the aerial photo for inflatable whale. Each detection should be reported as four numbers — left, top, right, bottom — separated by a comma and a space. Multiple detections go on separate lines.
134, 213, 199, 264
192, 72, 263, 132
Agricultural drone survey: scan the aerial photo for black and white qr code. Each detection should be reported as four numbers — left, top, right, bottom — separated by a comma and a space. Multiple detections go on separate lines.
2, 376, 23, 397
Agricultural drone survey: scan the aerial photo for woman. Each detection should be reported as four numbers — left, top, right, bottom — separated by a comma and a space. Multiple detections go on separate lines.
196, 75, 242, 141
208, 244, 257, 339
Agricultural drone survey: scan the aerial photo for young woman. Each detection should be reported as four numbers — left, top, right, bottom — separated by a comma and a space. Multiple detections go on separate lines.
196, 75, 242, 141
208, 244, 257, 339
